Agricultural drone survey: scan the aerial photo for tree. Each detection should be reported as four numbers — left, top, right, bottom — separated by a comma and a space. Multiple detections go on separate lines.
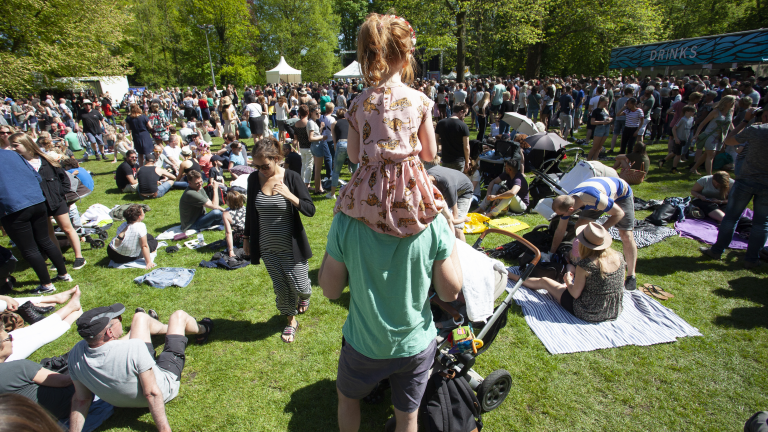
0, 0, 133, 95
251, 0, 341, 82
334, 0, 370, 53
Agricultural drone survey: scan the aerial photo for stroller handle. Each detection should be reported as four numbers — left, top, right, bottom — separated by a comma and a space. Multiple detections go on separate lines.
474, 228, 541, 266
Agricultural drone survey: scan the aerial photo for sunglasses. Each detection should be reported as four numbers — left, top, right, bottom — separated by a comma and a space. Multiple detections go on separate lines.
1, 334, 13, 343
253, 161, 272, 170
0, 131, 10, 135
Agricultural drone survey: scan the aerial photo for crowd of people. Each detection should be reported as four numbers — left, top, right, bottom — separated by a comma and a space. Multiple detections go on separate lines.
0, 11, 767, 432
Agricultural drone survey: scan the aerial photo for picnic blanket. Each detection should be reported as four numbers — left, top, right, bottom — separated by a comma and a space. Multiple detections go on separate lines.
507, 267, 702, 354
597, 216, 677, 248
108, 246, 166, 269
675, 208, 765, 250
156, 224, 223, 240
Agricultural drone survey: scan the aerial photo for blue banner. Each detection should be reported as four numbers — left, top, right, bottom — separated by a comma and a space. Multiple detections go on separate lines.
609, 30, 768, 69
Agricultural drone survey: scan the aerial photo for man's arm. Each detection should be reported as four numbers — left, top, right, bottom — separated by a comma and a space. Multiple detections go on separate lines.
33, 367, 73, 387
724, 109, 755, 147
318, 252, 348, 300
139, 369, 172, 432
127, 174, 138, 185
601, 203, 624, 230
549, 218, 568, 254
462, 136, 470, 173
203, 180, 225, 211
432, 241, 462, 303
159, 167, 176, 181
69, 379, 94, 432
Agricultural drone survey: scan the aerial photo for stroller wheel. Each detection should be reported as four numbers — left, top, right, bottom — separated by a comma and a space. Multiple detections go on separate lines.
90, 239, 105, 249
476, 369, 512, 412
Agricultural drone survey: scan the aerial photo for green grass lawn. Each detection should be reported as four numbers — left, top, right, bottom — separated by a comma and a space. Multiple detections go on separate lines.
7, 125, 767, 431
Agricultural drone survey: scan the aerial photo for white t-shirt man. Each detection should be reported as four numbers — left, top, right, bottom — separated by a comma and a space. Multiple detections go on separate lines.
453, 89, 467, 104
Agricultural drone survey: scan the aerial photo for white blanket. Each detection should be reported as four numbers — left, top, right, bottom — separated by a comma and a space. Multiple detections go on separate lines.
507, 267, 702, 354
82, 204, 113, 227
156, 225, 222, 240
456, 240, 507, 323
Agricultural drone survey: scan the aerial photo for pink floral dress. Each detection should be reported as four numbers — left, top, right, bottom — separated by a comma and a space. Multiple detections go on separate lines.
335, 84, 446, 237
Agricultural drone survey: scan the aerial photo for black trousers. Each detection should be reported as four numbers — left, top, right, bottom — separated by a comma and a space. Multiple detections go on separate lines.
107, 234, 158, 264
621, 126, 639, 155
0, 202, 67, 284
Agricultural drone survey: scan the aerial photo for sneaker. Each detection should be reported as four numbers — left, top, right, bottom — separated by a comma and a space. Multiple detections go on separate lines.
325, 191, 336, 200
72, 258, 87, 270
699, 247, 722, 260
624, 275, 637, 291
94, 153, 101, 161
52, 274, 73, 282
32, 284, 56, 294
671, 168, 679, 174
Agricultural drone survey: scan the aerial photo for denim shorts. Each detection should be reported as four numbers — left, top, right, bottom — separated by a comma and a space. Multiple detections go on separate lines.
594, 124, 610, 137
310, 142, 324, 157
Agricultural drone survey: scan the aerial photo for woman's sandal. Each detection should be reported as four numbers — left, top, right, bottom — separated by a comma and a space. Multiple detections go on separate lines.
282, 322, 298, 343
644, 283, 674, 299
195, 318, 214, 345
640, 284, 666, 300
298, 299, 310, 315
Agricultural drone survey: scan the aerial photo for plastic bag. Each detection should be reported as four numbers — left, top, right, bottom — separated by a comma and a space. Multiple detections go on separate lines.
463, 213, 490, 234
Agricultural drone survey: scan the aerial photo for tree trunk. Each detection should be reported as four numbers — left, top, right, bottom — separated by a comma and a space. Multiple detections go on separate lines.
525, 42, 545, 79
455, 10, 467, 83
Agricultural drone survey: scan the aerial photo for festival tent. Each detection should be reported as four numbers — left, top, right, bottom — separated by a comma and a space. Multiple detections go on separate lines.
266, 56, 302, 84
333, 61, 362, 79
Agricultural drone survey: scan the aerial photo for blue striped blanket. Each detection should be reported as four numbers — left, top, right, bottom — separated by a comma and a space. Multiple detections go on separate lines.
507, 268, 702, 354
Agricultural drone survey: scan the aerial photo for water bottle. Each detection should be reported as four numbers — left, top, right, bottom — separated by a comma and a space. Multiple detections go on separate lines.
197, 233, 204, 246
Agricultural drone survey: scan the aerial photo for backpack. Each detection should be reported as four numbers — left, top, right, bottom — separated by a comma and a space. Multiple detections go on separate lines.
420, 371, 483, 432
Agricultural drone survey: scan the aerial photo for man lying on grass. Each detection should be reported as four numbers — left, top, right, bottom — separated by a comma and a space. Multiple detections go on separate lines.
68, 304, 212, 432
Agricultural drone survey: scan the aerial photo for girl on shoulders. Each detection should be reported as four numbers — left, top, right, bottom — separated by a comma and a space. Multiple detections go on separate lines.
335, 13, 445, 237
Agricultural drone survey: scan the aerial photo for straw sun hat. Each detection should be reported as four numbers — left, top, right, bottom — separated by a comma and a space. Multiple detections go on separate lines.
575, 222, 612, 251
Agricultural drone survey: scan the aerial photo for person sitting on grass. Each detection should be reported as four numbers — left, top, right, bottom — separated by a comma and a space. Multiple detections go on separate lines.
107, 205, 158, 269
136, 153, 176, 200
689, 171, 733, 222
612, 142, 650, 176
67, 304, 212, 432
508, 222, 624, 323
111, 132, 133, 165
0, 286, 82, 362
115, 149, 139, 193
179, 170, 224, 232
223, 191, 246, 258
0, 317, 79, 421
227, 142, 246, 178
477, 159, 529, 217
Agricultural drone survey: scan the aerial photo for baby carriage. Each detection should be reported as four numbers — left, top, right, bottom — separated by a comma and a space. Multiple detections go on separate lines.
526, 146, 588, 210
52, 171, 108, 249
364, 228, 542, 415
477, 139, 521, 187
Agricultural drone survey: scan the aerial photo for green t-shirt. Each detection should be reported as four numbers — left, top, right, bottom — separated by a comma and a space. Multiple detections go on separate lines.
319, 95, 332, 113
326, 212, 454, 359
642, 96, 655, 120
65, 132, 81, 151
179, 187, 209, 231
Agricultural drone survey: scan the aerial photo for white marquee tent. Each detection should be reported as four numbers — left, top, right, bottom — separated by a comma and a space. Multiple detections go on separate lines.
333, 61, 362, 79
266, 56, 302, 84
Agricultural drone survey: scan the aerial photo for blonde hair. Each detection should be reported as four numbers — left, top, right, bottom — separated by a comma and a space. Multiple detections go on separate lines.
9, 132, 60, 167
357, 13, 416, 87
716, 95, 735, 112
578, 243, 619, 278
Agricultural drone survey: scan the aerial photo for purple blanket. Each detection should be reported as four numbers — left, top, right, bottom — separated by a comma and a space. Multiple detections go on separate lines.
674, 208, 766, 250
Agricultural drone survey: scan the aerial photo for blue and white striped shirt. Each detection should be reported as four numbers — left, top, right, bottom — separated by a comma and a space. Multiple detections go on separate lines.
561, 177, 632, 219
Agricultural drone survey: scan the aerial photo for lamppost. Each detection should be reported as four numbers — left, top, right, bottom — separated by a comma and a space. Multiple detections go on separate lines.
196, 24, 216, 89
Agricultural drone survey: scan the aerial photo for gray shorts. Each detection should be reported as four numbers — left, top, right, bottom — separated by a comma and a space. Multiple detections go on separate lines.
454, 194, 473, 229
336, 339, 437, 413
578, 190, 635, 231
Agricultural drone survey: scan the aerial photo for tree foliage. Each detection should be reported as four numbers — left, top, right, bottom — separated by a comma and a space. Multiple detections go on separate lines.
0, 0, 133, 95
251, 0, 341, 83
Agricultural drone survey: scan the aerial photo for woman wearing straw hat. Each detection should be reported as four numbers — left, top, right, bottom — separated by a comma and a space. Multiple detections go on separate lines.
220, 96, 238, 137
508, 222, 625, 322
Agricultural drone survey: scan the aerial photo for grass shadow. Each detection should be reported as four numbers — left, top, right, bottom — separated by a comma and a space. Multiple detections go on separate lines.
153, 223, 181, 235
95, 406, 158, 432
104, 188, 123, 195
634, 252, 746, 276
329, 290, 350, 310
712, 276, 768, 330
285, 378, 392, 432
208, 316, 287, 342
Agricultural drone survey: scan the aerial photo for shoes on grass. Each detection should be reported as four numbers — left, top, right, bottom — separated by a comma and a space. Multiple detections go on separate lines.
53, 274, 73, 283
72, 258, 87, 270
32, 284, 56, 294
624, 275, 637, 291
699, 247, 721, 260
